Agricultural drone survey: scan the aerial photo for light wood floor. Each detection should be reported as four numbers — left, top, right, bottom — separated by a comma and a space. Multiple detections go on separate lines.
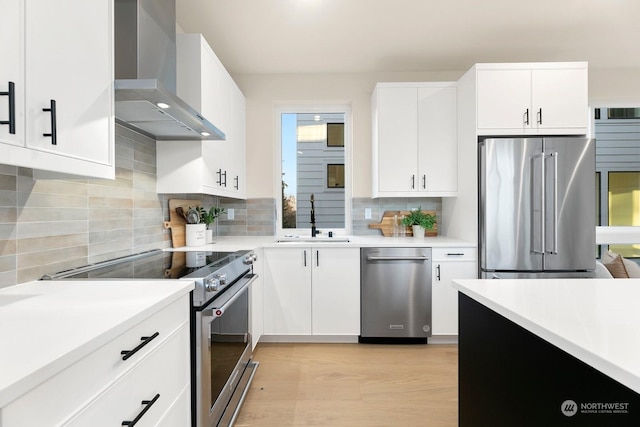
235, 343, 458, 427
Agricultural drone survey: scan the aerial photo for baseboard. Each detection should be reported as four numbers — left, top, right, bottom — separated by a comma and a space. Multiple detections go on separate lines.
259, 335, 359, 343
429, 335, 458, 344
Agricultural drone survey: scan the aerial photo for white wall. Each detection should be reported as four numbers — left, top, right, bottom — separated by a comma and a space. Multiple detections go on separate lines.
234, 66, 640, 210
589, 68, 640, 105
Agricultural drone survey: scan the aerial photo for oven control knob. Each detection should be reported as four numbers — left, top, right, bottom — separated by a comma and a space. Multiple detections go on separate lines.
215, 273, 227, 285
204, 278, 220, 292
243, 253, 257, 264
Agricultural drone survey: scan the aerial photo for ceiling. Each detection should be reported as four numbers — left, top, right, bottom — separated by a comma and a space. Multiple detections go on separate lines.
176, 0, 640, 76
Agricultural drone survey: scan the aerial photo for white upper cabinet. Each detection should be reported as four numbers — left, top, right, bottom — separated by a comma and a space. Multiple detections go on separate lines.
157, 34, 246, 198
372, 82, 457, 197
0, 0, 114, 179
418, 85, 458, 194
0, 1, 24, 148
476, 62, 588, 135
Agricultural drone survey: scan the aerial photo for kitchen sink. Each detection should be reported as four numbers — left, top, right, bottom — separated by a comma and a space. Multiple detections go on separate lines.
276, 236, 351, 243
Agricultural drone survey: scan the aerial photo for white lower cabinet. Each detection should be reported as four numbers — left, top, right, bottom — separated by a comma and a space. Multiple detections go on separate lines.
263, 247, 360, 336
431, 247, 477, 337
0, 296, 190, 427
65, 325, 190, 427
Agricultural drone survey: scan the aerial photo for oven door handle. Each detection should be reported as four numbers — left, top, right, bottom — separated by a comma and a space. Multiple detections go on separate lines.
203, 273, 258, 318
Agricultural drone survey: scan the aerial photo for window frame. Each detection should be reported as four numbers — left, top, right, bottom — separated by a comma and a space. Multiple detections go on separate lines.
274, 104, 353, 237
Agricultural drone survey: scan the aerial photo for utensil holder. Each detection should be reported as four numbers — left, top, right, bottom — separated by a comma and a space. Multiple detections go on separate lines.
186, 224, 206, 247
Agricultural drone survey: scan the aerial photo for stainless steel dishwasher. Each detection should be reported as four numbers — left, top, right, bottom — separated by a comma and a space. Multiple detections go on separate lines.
360, 247, 432, 343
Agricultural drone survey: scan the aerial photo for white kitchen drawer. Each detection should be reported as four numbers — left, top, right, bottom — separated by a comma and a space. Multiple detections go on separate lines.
1, 297, 189, 426
432, 247, 477, 261
64, 324, 190, 427
156, 384, 190, 427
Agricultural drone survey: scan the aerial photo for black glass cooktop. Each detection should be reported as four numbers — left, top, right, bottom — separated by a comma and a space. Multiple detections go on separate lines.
42, 250, 235, 280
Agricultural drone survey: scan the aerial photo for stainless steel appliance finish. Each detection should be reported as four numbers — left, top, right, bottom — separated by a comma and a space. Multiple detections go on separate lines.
360, 247, 432, 343
42, 249, 259, 427
479, 136, 596, 279
114, 0, 225, 141
195, 271, 257, 427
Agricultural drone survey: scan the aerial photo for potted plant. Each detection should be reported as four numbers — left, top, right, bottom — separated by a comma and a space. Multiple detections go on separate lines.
198, 206, 226, 243
401, 207, 437, 238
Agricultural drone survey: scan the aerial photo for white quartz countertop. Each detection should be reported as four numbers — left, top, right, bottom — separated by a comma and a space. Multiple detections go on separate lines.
170, 235, 476, 252
0, 279, 194, 408
452, 278, 640, 394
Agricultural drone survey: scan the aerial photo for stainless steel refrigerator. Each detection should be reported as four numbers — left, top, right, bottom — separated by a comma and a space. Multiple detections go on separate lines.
479, 136, 595, 279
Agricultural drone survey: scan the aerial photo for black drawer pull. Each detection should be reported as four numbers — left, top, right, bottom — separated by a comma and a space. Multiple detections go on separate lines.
122, 393, 160, 426
0, 81, 16, 134
120, 332, 159, 361
42, 99, 57, 145
446, 253, 465, 256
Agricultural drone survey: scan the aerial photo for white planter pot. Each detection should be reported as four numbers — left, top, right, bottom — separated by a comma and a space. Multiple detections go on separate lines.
185, 224, 206, 247
412, 225, 425, 239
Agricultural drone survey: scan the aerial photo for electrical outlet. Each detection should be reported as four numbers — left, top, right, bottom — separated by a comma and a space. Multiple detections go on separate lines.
365, 208, 372, 219
227, 208, 234, 220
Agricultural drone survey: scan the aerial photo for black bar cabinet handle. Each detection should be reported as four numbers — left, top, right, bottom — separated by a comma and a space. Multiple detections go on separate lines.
524, 108, 529, 125
0, 81, 16, 134
303, 250, 307, 267
436, 264, 441, 281
120, 332, 159, 361
122, 393, 160, 426
42, 99, 57, 145
234, 175, 239, 190
222, 170, 227, 187
422, 174, 426, 190
537, 108, 543, 125
316, 250, 319, 267
411, 175, 415, 189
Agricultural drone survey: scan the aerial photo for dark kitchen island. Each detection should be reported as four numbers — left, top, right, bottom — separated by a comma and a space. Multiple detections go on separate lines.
452, 278, 640, 427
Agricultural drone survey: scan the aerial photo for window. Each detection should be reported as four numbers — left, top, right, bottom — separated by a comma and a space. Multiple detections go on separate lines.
594, 107, 640, 258
608, 172, 640, 257
327, 164, 344, 188
326, 123, 344, 147
276, 106, 351, 235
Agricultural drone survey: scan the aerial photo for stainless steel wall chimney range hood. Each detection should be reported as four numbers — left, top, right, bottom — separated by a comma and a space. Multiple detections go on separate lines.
114, 0, 224, 141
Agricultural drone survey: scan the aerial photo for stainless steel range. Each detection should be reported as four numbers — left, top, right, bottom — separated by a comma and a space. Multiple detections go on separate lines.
42, 249, 259, 427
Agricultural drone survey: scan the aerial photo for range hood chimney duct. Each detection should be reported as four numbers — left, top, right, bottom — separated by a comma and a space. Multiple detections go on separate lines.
114, 0, 225, 141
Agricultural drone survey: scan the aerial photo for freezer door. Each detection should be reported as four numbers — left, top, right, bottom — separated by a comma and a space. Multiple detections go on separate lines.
543, 137, 595, 271
480, 138, 544, 271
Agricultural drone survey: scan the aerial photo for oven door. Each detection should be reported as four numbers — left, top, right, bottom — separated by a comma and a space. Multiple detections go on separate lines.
195, 273, 258, 427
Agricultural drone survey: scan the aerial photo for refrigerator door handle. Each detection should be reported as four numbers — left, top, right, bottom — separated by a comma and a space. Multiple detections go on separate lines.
546, 152, 559, 255
531, 152, 545, 255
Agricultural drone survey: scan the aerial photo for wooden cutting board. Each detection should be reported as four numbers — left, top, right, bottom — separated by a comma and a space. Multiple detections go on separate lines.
368, 210, 437, 237
164, 199, 201, 248
164, 252, 187, 278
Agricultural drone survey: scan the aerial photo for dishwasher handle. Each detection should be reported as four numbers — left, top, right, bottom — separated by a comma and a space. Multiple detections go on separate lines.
366, 255, 429, 261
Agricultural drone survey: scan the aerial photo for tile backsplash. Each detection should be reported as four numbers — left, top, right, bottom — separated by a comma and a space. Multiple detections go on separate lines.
0, 125, 442, 288
352, 197, 442, 236
0, 125, 274, 288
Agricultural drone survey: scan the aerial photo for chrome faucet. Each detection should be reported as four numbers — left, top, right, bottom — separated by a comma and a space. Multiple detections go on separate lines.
310, 194, 320, 237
